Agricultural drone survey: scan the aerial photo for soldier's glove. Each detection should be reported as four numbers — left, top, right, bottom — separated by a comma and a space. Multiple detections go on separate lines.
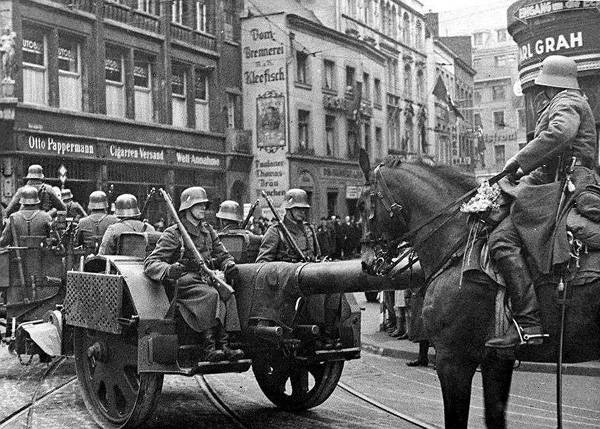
224, 261, 240, 285
503, 156, 524, 183
165, 262, 186, 280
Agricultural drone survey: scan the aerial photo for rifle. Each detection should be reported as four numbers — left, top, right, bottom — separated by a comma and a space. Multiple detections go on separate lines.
158, 188, 235, 298
241, 199, 259, 230
261, 191, 308, 262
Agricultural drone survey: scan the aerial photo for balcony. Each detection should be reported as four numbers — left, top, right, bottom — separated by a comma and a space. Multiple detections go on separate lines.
57, 0, 95, 13
323, 94, 346, 112
103, 1, 161, 33
226, 129, 251, 154
170, 23, 217, 52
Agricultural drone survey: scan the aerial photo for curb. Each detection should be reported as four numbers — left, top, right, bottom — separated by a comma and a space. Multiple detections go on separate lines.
360, 341, 600, 377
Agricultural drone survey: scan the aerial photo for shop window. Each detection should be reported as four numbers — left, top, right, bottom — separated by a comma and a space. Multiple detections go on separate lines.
58, 35, 82, 111
223, 0, 237, 41
374, 78, 381, 105
172, 63, 188, 127
194, 70, 209, 131
404, 64, 412, 98
134, 56, 154, 122
347, 119, 358, 158
298, 110, 311, 153
364, 122, 371, 156
494, 145, 505, 169
345, 66, 355, 91
323, 59, 335, 91
227, 92, 239, 129
362, 72, 370, 101
171, 0, 183, 24
296, 51, 310, 85
195, 0, 207, 32
493, 111, 505, 129
105, 47, 126, 117
22, 27, 48, 106
325, 115, 336, 157
492, 85, 505, 101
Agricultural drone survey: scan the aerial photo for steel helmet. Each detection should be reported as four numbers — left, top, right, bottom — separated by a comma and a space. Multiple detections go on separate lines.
61, 188, 73, 202
114, 194, 141, 218
534, 55, 579, 90
283, 188, 311, 209
20, 185, 40, 205
216, 200, 242, 222
179, 186, 209, 212
25, 164, 44, 180
88, 191, 108, 210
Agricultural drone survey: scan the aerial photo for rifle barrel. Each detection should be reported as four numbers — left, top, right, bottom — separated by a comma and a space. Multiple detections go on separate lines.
261, 191, 307, 262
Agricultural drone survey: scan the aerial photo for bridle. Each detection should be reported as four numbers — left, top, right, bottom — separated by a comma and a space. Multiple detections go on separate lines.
363, 163, 507, 277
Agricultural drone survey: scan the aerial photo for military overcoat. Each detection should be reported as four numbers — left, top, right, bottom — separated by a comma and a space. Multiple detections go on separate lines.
75, 212, 118, 254
98, 219, 155, 255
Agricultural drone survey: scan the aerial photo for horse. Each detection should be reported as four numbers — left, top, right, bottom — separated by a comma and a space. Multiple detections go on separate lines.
358, 153, 600, 429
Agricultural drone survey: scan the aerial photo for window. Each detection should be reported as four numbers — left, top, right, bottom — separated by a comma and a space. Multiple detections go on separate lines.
474, 90, 482, 104
494, 55, 507, 67
416, 70, 424, 101
493, 111, 505, 129
22, 27, 47, 105
227, 92, 238, 129
298, 110, 311, 152
347, 119, 358, 158
405, 119, 414, 152
296, 51, 309, 85
105, 47, 125, 117
387, 59, 397, 93
402, 13, 410, 44
375, 126, 383, 159
325, 115, 336, 157
497, 29, 507, 42
223, 0, 237, 41
518, 109, 526, 129
195, 0, 207, 32
494, 145, 505, 169
194, 70, 209, 131
474, 113, 482, 128
362, 72, 370, 100
492, 85, 506, 101
374, 78, 382, 105
364, 123, 371, 155
473, 58, 481, 68
323, 60, 335, 90
416, 20, 423, 49
327, 192, 337, 217
473, 32, 484, 46
404, 64, 412, 98
58, 35, 81, 111
134, 56, 153, 122
171, 0, 183, 24
345, 66, 355, 91
171, 63, 187, 127
137, 0, 156, 14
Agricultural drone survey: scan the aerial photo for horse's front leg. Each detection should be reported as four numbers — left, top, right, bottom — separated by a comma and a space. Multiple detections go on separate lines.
481, 352, 514, 429
436, 350, 479, 429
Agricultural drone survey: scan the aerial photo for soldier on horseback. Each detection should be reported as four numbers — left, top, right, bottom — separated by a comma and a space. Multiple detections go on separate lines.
486, 55, 598, 349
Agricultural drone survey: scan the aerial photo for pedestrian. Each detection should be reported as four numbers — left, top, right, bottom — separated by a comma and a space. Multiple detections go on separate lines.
98, 193, 155, 255
75, 191, 118, 254
144, 186, 244, 362
5, 164, 65, 217
406, 282, 431, 367
0, 185, 52, 247
487, 55, 597, 349
61, 188, 87, 221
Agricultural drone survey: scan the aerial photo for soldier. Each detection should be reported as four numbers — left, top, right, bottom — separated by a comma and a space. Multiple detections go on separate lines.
216, 200, 242, 232
98, 193, 155, 255
75, 191, 118, 254
5, 165, 66, 217
256, 189, 341, 347
144, 186, 244, 362
61, 188, 87, 221
487, 55, 597, 349
0, 185, 52, 247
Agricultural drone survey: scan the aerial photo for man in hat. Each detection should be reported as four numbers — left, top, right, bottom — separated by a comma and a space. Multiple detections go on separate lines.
216, 200, 242, 233
0, 185, 52, 247
75, 191, 118, 254
98, 193, 154, 255
144, 186, 244, 362
487, 55, 597, 349
61, 189, 87, 221
5, 165, 65, 217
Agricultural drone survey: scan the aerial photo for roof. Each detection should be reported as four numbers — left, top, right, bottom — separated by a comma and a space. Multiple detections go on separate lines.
246, 0, 322, 24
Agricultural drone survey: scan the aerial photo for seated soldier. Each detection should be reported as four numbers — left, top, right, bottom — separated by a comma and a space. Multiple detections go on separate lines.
0, 185, 52, 247
75, 191, 118, 254
144, 186, 244, 363
216, 200, 242, 233
98, 194, 155, 255
61, 189, 87, 221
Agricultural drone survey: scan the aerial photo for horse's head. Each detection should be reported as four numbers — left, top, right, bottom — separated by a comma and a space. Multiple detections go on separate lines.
358, 149, 410, 276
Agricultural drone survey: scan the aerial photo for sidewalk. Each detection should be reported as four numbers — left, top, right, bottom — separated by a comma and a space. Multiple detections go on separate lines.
355, 293, 600, 377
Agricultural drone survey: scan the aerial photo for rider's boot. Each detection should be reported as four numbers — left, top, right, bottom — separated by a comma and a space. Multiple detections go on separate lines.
216, 322, 245, 361
202, 327, 226, 363
485, 255, 548, 349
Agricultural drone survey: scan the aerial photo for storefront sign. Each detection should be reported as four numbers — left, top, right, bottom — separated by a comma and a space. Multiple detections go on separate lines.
243, 28, 286, 85
483, 131, 518, 143
174, 151, 221, 168
254, 159, 286, 197
107, 144, 164, 162
346, 185, 363, 200
519, 31, 583, 62
22, 134, 95, 157
515, 1, 600, 21
321, 166, 363, 180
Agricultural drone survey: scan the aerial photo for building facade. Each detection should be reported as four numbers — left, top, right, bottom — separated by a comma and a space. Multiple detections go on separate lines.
0, 0, 250, 223
507, 0, 600, 165
242, 0, 387, 220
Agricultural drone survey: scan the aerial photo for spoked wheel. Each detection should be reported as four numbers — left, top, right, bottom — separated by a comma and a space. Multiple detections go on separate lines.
73, 327, 163, 429
252, 349, 344, 411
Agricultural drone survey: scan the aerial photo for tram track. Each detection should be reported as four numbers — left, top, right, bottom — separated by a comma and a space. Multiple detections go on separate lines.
195, 375, 251, 429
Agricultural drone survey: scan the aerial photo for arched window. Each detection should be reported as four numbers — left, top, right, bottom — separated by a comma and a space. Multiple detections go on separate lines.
416, 20, 422, 49
391, 6, 397, 39
404, 64, 412, 98
402, 12, 410, 45
405, 118, 414, 152
416, 69, 424, 100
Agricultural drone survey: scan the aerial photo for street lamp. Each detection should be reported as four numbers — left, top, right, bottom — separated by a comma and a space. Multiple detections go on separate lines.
58, 164, 67, 190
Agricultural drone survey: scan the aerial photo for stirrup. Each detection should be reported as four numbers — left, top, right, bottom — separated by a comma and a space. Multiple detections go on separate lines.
512, 319, 549, 345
